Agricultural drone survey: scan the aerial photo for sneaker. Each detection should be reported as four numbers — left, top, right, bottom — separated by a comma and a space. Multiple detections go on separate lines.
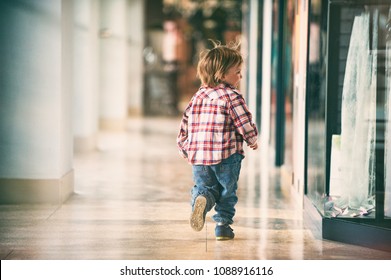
215, 224, 235, 240
190, 196, 207, 231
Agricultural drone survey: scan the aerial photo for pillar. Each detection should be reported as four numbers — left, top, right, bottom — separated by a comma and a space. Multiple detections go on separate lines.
73, 0, 99, 152
0, 0, 74, 204
261, 0, 272, 153
127, 0, 144, 116
98, 0, 129, 130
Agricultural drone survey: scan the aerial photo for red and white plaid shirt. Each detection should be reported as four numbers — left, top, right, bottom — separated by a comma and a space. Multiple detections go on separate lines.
177, 83, 258, 165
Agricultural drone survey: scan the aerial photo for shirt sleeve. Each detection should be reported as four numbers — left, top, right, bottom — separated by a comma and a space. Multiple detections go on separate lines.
176, 101, 192, 158
228, 94, 258, 146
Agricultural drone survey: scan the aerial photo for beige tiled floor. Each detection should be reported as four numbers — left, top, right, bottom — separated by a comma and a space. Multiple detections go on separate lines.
0, 117, 390, 260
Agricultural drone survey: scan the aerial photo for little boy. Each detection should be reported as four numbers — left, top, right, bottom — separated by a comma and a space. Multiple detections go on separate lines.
176, 40, 258, 240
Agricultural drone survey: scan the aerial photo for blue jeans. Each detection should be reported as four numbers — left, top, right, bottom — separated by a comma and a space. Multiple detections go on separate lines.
191, 153, 244, 225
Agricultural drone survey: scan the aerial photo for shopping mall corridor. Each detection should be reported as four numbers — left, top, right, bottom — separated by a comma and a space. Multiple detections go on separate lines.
0, 117, 390, 260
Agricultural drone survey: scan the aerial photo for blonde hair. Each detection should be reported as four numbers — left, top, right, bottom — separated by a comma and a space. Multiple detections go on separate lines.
196, 40, 243, 87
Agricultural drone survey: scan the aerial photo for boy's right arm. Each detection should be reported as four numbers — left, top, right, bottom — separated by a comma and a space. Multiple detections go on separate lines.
176, 103, 191, 158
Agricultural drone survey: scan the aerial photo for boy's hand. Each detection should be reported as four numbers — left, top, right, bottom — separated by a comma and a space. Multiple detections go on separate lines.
249, 142, 258, 150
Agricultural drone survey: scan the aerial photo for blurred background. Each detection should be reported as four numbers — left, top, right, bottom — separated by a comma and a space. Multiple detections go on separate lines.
0, 0, 300, 203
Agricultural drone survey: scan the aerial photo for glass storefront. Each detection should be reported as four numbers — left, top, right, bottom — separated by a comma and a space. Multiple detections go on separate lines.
306, 0, 391, 250
270, 0, 295, 167
385, 4, 391, 219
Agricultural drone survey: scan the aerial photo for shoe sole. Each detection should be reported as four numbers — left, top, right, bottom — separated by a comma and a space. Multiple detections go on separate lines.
216, 236, 234, 241
190, 196, 206, 231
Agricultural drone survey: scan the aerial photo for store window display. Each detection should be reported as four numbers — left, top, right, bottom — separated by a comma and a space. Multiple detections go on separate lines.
323, 2, 391, 222
305, 0, 391, 251
328, 9, 377, 216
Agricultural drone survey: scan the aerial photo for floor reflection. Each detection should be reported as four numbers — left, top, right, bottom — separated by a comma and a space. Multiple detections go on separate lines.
0, 117, 390, 260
